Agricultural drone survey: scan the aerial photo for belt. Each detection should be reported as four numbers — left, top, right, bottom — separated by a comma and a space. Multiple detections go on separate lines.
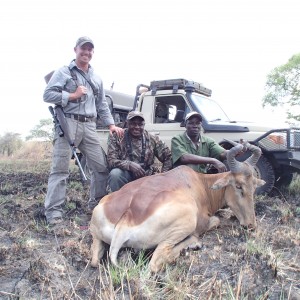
65, 113, 96, 123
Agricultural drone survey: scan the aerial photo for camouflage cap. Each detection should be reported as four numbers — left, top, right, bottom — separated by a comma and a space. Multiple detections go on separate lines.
75, 36, 94, 48
127, 111, 145, 121
185, 111, 202, 122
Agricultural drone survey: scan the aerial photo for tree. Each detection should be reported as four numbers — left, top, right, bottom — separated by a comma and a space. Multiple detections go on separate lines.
262, 53, 300, 122
0, 132, 23, 156
26, 118, 54, 141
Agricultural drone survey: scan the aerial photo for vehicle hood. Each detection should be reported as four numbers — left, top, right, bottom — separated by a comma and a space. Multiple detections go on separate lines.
203, 119, 289, 133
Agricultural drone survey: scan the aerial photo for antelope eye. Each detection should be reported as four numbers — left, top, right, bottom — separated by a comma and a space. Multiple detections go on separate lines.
236, 185, 244, 196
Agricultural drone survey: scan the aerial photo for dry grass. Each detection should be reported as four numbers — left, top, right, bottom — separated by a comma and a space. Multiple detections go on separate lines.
0, 154, 299, 299
15, 140, 53, 160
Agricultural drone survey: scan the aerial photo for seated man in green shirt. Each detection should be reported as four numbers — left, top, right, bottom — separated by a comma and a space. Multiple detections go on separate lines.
171, 111, 228, 173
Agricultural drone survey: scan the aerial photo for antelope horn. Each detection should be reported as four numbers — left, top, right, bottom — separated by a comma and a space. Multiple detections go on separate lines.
223, 138, 239, 147
244, 142, 262, 166
223, 138, 248, 151
226, 141, 244, 173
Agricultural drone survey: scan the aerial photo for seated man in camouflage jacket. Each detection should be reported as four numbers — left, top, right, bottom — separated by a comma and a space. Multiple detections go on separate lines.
107, 111, 172, 192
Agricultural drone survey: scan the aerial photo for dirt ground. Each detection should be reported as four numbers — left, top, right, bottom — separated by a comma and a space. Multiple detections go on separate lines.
0, 163, 299, 299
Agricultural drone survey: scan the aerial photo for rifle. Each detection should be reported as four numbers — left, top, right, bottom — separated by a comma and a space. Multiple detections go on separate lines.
48, 105, 87, 181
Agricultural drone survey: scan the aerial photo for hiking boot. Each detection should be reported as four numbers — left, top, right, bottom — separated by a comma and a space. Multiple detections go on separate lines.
48, 217, 63, 226
33, 206, 46, 222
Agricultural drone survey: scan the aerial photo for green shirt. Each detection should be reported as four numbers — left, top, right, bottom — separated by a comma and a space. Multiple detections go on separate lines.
171, 132, 225, 173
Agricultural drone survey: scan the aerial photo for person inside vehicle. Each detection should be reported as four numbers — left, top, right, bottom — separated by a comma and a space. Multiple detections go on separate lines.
107, 111, 172, 192
155, 102, 169, 123
171, 111, 228, 173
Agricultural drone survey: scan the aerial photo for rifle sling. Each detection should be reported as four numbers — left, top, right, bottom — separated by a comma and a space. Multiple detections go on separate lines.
69, 67, 98, 96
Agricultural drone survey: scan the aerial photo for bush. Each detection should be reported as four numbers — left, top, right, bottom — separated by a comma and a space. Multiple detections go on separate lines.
6, 141, 53, 161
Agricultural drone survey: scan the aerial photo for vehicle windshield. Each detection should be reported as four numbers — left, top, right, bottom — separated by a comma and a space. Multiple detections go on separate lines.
191, 94, 231, 122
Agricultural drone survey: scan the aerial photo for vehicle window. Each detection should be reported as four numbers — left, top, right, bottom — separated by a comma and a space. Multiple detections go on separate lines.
191, 94, 230, 122
154, 96, 187, 123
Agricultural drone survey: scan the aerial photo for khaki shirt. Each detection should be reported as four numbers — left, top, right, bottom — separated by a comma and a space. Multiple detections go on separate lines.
43, 60, 114, 126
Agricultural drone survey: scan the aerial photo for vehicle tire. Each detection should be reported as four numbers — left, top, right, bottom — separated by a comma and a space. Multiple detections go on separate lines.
79, 155, 91, 185
235, 152, 275, 195
274, 173, 294, 189
252, 156, 275, 195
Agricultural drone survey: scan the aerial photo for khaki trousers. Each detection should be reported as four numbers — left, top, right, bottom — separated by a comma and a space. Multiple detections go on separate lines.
44, 118, 108, 222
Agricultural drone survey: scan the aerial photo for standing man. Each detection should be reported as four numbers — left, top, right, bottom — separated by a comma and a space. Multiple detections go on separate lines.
171, 112, 227, 173
107, 111, 172, 192
43, 36, 123, 225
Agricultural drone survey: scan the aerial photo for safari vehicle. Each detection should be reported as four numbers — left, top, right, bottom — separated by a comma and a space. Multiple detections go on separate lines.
97, 78, 300, 195
97, 89, 134, 128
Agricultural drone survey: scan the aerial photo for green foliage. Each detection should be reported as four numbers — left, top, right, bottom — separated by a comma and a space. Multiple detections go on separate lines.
262, 53, 300, 122
25, 118, 54, 141
287, 173, 300, 195
0, 132, 23, 156
246, 238, 269, 256
108, 250, 150, 286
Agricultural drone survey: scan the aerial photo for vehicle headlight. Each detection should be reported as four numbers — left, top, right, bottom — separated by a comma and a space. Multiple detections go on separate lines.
258, 132, 287, 151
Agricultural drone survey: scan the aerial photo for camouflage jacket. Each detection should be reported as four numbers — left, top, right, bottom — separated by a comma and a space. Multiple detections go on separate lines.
107, 129, 172, 175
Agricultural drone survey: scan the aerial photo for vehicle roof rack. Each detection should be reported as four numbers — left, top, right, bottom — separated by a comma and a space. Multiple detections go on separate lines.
150, 78, 212, 97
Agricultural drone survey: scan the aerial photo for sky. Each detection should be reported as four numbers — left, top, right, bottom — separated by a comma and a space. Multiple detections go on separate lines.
1, 0, 300, 139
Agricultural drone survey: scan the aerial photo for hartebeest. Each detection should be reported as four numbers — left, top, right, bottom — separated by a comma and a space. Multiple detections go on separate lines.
90, 142, 265, 272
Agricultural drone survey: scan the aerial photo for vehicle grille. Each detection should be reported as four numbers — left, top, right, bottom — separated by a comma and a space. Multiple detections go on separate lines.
289, 128, 300, 148
256, 128, 300, 151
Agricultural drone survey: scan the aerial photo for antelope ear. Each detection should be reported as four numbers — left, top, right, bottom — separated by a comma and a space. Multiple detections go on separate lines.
255, 178, 266, 187
210, 174, 232, 190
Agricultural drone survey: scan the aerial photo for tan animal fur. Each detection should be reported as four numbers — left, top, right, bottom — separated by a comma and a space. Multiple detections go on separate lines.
90, 143, 265, 272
